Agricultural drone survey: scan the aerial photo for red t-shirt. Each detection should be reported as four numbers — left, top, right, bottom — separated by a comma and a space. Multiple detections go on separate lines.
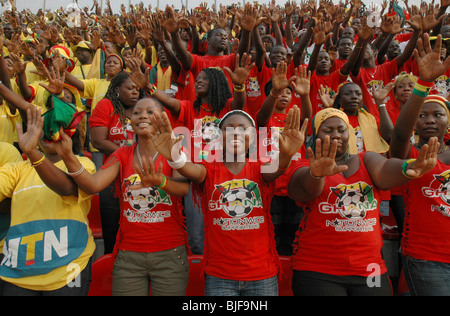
172, 66, 196, 103
174, 99, 232, 163
190, 54, 236, 90
88, 98, 135, 159
330, 58, 347, 73
351, 59, 399, 125
401, 147, 450, 263
193, 160, 279, 281
287, 153, 387, 276
105, 145, 186, 254
310, 70, 349, 117
259, 112, 306, 196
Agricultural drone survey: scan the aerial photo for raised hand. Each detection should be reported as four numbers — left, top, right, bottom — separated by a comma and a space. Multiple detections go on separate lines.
404, 136, 439, 178
372, 81, 394, 105
16, 106, 43, 156
271, 61, 297, 94
149, 111, 184, 162
307, 135, 349, 178
278, 105, 308, 158
292, 66, 311, 96
39, 66, 65, 96
131, 155, 165, 189
318, 84, 337, 108
224, 53, 255, 86
414, 33, 450, 82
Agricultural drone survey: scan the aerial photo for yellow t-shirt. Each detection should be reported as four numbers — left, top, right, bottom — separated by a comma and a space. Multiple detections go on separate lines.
0, 103, 21, 144
80, 78, 110, 112
0, 142, 23, 252
71, 63, 92, 81
0, 157, 96, 291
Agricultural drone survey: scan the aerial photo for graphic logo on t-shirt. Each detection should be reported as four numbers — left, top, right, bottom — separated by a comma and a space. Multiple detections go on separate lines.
433, 75, 450, 98
366, 80, 383, 97
421, 170, 450, 217
209, 179, 262, 218
123, 175, 173, 223
319, 182, 378, 232
246, 76, 261, 98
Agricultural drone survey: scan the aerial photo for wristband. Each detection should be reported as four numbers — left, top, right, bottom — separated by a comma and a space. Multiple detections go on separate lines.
377, 103, 386, 108
167, 151, 187, 169
146, 84, 157, 97
156, 175, 168, 189
416, 78, 434, 88
401, 158, 416, 179
412, 87, 429, 98
30, 154, 45, 167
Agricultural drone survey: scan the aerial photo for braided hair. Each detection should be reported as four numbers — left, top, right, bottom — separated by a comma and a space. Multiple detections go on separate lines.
104, 71, 144, 124
193, 68, 232, 117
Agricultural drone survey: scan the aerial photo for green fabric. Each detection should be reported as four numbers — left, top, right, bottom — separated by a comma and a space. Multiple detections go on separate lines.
42, 96, 77, 141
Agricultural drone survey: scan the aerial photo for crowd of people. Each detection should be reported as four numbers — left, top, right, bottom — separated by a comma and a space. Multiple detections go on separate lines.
0, 0, 449, 296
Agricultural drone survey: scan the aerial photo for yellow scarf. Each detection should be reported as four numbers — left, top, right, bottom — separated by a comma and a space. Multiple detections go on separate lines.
156, 63, 172, 91
354, 108, 390, 154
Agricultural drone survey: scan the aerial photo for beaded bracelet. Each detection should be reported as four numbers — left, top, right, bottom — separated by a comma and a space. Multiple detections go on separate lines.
30, 155, 45, 167
401, 158, 416, 179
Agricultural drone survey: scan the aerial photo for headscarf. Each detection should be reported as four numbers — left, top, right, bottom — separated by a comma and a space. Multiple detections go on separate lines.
308, 108, 358, 154
423, 95, 450, 122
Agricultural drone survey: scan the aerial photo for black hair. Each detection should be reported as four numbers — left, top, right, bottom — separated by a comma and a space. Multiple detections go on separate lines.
337, 37, 353, 47
193, 68, 232, 116
104, 71, 144, 124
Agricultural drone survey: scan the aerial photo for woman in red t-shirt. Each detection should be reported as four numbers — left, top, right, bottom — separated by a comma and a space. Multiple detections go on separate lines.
88, 71, 142, 254
389, 34, 450, 296
287, 108, 438, 296
57, 98, 191, 296
148, 105, 307, 296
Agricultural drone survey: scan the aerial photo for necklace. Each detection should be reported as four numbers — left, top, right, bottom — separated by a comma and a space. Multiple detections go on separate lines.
136, 144, 159, 171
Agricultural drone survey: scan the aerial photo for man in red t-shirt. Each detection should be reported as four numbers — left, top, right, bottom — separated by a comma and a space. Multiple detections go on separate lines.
350, 25, 420, 125
162, 5, 256, 90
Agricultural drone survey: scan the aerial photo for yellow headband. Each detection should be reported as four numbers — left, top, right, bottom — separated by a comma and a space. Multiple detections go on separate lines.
312, 108, 358, 154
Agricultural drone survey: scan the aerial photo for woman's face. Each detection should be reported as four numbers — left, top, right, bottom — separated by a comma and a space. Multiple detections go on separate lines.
131, 98, 163, 136
316, 117, 350, 157
194, 71, 210, 97
416, 102, 449, 141
276, 88, 292, 111
104, 55, 122, 77
221, 114, 255, 158
395, 76, 415, 104
116, 77, 140, 108
339, 84, 362, 115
